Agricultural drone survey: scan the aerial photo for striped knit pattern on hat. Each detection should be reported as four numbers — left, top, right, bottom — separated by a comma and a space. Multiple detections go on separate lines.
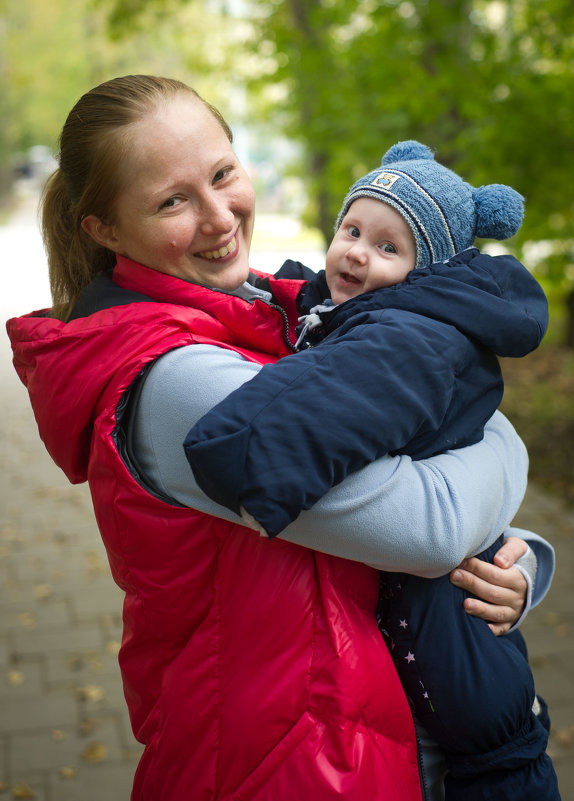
335, 141, 524, 269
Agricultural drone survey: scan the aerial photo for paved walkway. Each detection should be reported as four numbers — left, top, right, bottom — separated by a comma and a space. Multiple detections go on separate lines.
1, 199, 573, 799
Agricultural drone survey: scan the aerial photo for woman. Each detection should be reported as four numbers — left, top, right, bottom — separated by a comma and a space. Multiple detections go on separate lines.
6, 75, 553, 801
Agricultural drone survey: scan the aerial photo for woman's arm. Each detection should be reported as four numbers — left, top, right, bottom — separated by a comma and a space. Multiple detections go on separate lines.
128, 344, 546, 578
183, 312, 500, 537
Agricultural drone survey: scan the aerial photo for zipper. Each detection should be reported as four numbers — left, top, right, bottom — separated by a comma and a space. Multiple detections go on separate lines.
414, 712, 430, 801
269, 302, 297, 353
376, 574, 430, 800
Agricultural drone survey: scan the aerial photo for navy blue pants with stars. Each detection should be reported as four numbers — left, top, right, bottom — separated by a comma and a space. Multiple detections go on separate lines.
378, 535, 561, 801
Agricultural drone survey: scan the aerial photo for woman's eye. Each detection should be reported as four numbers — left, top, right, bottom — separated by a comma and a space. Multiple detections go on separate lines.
380, 242, 397, 254
213, 166, 232, 184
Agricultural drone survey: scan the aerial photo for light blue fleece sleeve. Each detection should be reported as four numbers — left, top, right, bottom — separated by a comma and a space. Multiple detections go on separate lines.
129, 344, 553, 584
509, 529, 555, 615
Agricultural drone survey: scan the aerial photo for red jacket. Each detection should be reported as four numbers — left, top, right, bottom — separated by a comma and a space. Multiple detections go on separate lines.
7, 257, 421, 800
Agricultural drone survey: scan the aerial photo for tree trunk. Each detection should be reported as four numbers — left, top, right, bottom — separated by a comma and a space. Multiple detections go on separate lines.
566, 289, 574, 348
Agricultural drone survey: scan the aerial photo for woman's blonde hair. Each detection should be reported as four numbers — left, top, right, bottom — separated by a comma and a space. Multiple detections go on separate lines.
42, 75, 233, 320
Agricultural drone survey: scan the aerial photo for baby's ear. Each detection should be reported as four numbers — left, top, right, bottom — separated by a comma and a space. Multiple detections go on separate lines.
473, 185, 524, 240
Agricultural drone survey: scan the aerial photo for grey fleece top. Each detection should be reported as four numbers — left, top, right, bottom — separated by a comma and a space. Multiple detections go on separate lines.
127, 341, 550, 613
123, 278, 552, 801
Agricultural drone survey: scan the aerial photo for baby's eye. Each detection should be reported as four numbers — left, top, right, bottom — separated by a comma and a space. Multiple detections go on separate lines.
160, 196, 183, 210
348, 225, 360, 238
380, 242, 397, 254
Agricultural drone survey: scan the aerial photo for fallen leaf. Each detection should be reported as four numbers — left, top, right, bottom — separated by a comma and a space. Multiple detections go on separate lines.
68, 656, 85, 672
33, 584, 53, 600
11, 785, 35, 800
58, 767, 76, 780
17, 613, 36, 630
85, 551, 106, 575
79, 718, 99, 735
554, 623, 570, 638
88, 656, 104, 673
554, 727, 574, 746
543, 612, 561, 627
81, 743, 108, 763
6, 671, 25, 687
76, 684, 106, 703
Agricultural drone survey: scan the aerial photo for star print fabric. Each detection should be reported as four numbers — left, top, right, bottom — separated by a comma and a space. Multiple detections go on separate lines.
376, 535, 560, 799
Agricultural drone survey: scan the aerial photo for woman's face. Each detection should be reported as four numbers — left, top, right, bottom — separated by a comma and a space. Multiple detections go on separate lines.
94, 95, 255, 291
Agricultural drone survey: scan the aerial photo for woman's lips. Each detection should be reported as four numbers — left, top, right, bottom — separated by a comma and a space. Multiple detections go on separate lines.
196, 235, 237, 261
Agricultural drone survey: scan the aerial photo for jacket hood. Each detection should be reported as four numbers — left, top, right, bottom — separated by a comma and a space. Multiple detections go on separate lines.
6, 258, 300, 485
303, 248, 548, 357
7, 304, 178, 484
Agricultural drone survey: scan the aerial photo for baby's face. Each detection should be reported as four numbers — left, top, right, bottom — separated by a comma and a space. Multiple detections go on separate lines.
326, 198, 416, 305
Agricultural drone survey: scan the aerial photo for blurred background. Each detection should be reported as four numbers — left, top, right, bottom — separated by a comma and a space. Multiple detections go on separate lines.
1, 1, 573, 797
1, 0, 574, 500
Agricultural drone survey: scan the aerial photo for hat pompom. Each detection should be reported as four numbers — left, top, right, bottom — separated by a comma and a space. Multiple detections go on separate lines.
473, 184, 524, 240
381, 140, 434, 166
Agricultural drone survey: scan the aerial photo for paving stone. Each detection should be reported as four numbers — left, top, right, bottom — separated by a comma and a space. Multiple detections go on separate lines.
0, 657, 45, 697
9, 716, 124, 774
0, 694, 77, 734
0, 635, 11, 667
47, 760, 138, 801
67, 586, 124, 624
12, 624, 104, 657
44, 647, 121, 689
0, 735, 8, 786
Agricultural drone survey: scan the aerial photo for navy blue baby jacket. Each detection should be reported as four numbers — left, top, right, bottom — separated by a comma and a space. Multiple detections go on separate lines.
184, 248, 548, 537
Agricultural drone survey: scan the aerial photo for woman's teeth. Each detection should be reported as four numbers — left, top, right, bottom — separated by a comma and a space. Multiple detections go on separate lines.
199, 237, 236, 260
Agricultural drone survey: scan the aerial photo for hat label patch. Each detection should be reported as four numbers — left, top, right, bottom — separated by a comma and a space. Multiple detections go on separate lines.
372, 172, 401, 190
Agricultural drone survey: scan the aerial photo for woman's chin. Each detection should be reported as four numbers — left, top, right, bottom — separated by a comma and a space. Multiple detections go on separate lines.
204, 258, 251, 292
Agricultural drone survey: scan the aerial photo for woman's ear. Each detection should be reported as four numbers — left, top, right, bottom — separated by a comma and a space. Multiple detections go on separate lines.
81, 215, 121, 251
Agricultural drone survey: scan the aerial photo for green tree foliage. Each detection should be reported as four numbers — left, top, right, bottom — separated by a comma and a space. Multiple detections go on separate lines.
245, 0, 574, 339
5, 0, 573, 333
97, 0, 574, 316
246, 0, 574, 259
0, 0, 238, 171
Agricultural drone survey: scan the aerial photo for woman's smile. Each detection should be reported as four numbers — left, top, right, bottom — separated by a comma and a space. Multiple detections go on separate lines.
196, 232, 238, 261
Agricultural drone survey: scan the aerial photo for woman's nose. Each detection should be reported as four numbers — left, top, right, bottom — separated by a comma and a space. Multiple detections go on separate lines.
199, 193, 235, 236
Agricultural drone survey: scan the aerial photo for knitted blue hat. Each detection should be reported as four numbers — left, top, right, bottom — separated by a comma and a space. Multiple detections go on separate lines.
335, 140, 524, 268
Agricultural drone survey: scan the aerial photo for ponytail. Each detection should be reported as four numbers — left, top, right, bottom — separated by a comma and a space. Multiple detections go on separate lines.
41, 170, 115, 321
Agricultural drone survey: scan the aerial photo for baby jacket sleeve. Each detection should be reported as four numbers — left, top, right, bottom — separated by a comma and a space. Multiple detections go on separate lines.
183, 306, 501, 537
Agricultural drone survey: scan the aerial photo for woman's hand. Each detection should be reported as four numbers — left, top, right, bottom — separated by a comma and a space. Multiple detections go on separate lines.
449, 536, 528, 636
